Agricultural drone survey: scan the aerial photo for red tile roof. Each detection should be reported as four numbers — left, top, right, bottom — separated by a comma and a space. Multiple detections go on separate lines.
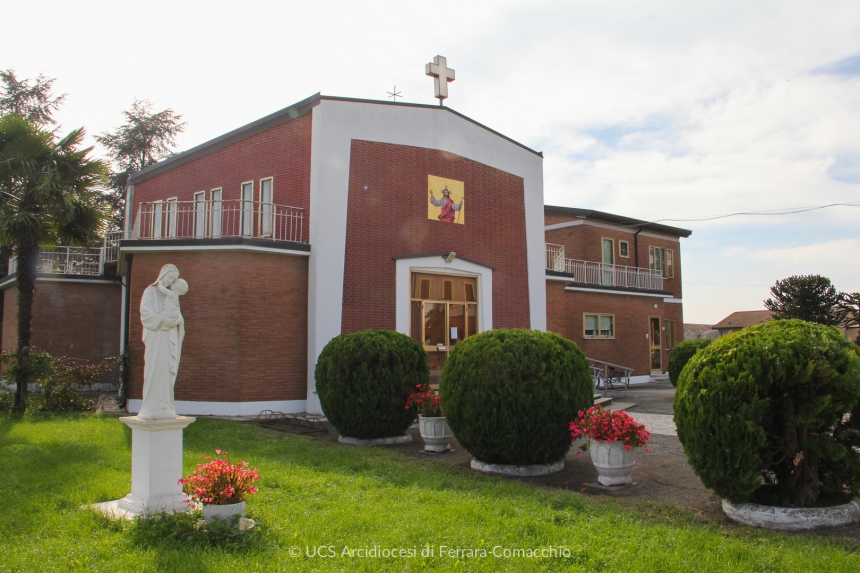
712, 310, 774, 329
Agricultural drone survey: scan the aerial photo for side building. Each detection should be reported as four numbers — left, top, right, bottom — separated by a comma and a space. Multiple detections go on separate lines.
544, 206, 691, 382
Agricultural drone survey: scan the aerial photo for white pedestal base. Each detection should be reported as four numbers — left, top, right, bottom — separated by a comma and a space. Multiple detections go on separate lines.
94, 416, 196, 518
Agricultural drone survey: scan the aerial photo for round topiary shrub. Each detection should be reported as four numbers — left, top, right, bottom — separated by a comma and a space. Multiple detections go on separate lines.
668, 338, 712, 386
674, 320, 860, 507
439, 329, 593, 466
315, 329, 428, 440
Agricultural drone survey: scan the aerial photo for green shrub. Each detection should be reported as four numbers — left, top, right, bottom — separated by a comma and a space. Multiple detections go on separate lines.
0, 350, 105, 412
315, 329, 428, 440
439, 329, 593, 465
668, 338, 712, 386
674, 320, 860, 506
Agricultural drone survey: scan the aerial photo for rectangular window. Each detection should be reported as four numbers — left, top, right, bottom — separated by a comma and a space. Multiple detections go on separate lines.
240, 182, 253, 236
166, 198, 178, 237
193, 191, 206, 238
665, 319, 676, 349
443, 280, 453, 301
465, 282, 475, 302
649, 246, 666, 277
619, 240, 629, 258
259, 177, 273, 237
584, 313, 614, 338
210, 188, 222, 237
152, 201, 163, 238
667, 248, 674, 278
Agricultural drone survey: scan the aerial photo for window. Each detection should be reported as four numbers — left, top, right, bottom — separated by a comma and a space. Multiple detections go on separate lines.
166, 198, 178, 237
584, 313, 614, 338
601, 238, 615, 286
665, 319, 676, 349
151, 201, 163, 238
193, 192, 206, 238
649, 246, 674, 278
619, 240, 629, 258
240, 182, 253, 236
210, 188, 222, 237
410, 273, 478, 350
259, 177, 273, 237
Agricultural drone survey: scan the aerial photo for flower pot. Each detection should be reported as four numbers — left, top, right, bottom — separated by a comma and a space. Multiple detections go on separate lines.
418, 415, 453, 452
202, 500, 246, 524
589, 441, 636, 486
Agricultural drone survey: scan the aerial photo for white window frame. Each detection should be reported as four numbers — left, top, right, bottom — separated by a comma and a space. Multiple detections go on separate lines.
240, 181, 253, 236
259, 177, 273, 237
619, 240, 630, 258
151, 200, 164, 239
166, 197, 178, 238
193, 191, 206, 238
210, 188, 222, 237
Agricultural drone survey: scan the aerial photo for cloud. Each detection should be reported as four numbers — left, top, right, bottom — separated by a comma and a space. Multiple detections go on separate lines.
828, 155, 860, 184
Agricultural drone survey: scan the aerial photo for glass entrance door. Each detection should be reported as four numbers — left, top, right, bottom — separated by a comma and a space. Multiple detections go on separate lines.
649, 316, 662, 373
410, 273, 478, 387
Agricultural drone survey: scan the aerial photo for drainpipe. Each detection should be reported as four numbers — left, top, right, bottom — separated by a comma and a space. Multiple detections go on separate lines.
633, 226, 644, 268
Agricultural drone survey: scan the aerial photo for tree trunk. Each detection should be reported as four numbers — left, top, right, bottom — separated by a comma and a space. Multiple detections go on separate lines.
777, 395, 820, 507
13, 243, 38, 412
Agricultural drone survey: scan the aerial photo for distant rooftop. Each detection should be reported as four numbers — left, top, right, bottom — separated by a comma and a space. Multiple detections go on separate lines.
544, 205, 692, 238
712, 310, 774, 330
684, 323, 718, 334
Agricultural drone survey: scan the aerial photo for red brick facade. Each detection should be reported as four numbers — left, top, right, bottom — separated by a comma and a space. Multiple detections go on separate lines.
130, 113, 312, 238
544, 214, 686, 376
126, 250, 308, 403
341, 140, 531, 333
1, 280, 121, 363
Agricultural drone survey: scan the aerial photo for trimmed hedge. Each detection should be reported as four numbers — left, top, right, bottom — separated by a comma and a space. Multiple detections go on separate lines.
315, 330, 428, 440
439, 329, 593, 465
674, 320, 860, 506
668, 338, 712, 386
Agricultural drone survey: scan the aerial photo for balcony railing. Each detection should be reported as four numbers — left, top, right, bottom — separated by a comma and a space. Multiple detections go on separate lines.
8, 246, 105, 277
546, 243, 664, 291
132, 200, 306, 243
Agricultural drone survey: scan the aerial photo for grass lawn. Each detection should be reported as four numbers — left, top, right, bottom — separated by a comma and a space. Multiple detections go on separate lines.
0, 414, 858, 572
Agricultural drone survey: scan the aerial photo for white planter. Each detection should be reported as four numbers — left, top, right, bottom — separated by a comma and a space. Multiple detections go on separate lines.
722, 498, 860, 531
418, 416, 453, 452
202, 500, 246, 524
589, 441, 636, 486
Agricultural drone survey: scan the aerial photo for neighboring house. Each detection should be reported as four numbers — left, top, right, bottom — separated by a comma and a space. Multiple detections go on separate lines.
711, 310, 773, 337
544, 207, 691, 383
684, 323, 719, 340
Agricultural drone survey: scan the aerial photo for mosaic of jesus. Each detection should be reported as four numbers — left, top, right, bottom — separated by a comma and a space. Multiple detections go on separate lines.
427, 175, 465, 225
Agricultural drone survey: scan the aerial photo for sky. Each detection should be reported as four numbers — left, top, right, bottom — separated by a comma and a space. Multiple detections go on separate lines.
2, 0, 859, 323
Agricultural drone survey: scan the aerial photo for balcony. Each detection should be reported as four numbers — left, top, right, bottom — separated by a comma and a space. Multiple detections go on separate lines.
546, 243, 664, 291
8, 246, 108, 277
131, 200, 306, 244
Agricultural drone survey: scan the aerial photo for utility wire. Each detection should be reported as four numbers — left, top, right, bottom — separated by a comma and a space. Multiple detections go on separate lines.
653, 201, 860, 223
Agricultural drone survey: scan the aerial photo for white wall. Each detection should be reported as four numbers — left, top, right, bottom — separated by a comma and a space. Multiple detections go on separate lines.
306, 99, 545, 414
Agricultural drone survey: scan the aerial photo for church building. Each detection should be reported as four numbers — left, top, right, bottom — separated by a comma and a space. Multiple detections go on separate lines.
118, 93, 546, 415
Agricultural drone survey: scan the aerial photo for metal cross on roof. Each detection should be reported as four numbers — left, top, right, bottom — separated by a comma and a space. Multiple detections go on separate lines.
387, 85, 402, 102
425, 55, 455, 106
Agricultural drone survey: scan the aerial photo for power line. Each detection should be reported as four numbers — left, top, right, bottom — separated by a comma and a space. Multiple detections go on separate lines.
654, 201, 860, 223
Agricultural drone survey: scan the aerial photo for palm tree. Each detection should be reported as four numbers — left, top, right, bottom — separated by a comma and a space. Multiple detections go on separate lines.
0, 114, 107, 411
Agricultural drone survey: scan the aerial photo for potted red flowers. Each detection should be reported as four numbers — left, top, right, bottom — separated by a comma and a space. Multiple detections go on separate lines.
406, 384, 452, 452
569, 406, 650, 486
179, 450, 261, 524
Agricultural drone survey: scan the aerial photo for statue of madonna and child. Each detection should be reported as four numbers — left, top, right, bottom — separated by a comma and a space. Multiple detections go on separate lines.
137, 264, 188, 420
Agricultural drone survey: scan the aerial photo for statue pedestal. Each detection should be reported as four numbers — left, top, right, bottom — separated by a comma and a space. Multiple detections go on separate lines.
93, 416, 196, 518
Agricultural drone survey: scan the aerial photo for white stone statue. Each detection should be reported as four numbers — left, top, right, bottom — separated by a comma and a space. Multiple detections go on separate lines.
138, 264, 187, 420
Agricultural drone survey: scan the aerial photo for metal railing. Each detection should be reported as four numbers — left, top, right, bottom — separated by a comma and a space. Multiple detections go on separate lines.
103, 230, 126, 264
8, 246, 105, 276
132, 200, 306, 243
546, 243, 664, 291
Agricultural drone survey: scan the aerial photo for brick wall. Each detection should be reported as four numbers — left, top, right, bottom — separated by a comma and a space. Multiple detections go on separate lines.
546, 224, 682, 298
546, 281, 683, 377
1, 280, 121, 362
127, 250, 308, 403
341, 140, 531, 333
130, 113, 312, 239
